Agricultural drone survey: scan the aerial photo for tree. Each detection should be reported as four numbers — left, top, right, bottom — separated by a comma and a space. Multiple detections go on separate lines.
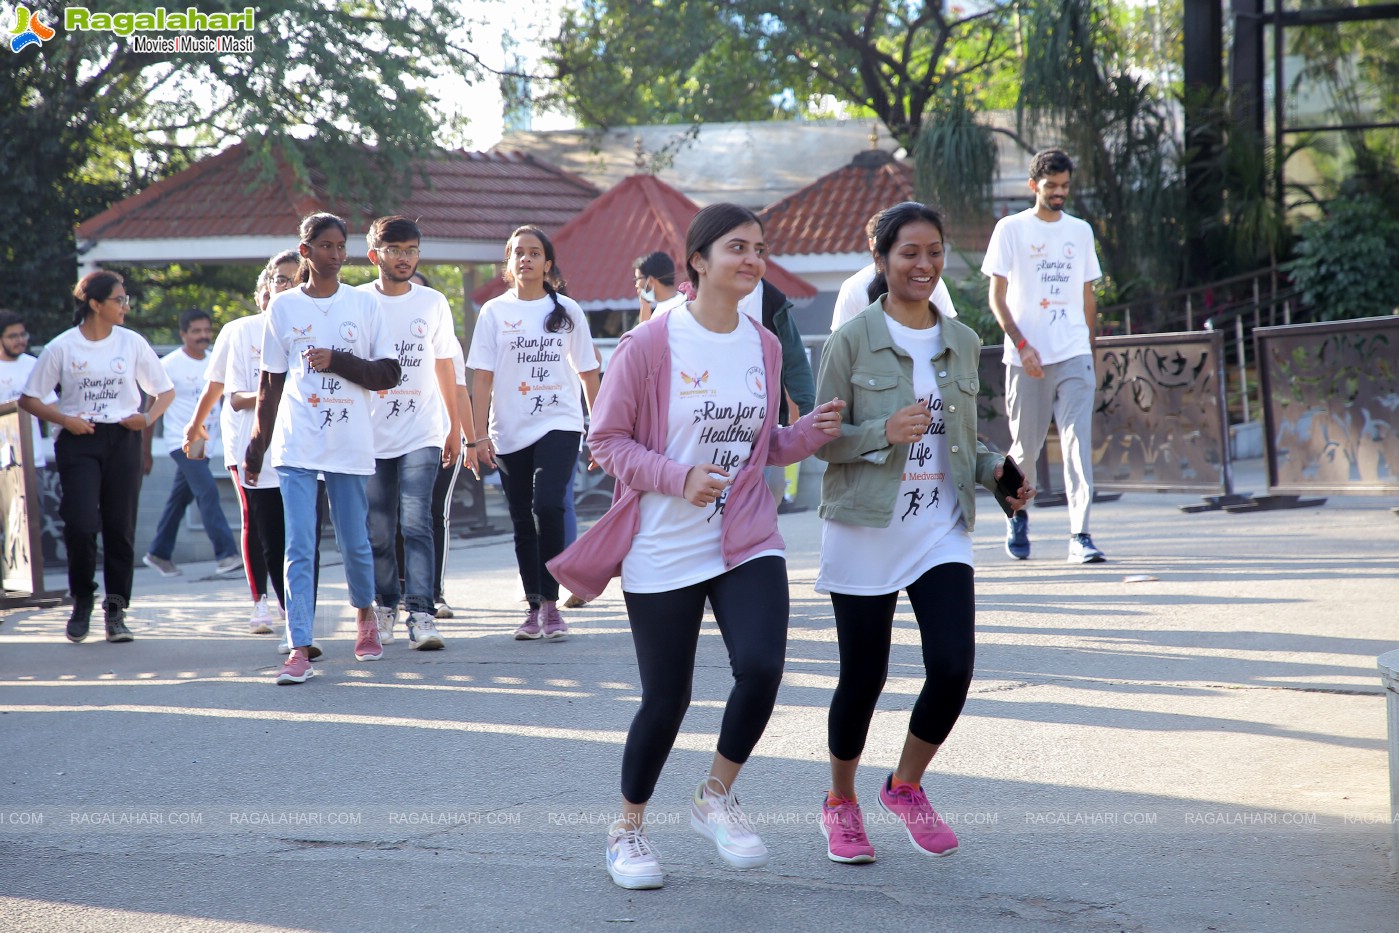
1, 0, 482, 337
1284, 197, 1399, 320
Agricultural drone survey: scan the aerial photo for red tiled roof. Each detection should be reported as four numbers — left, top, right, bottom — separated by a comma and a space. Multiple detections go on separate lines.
471, 174, 815, 308
759, 149, 997, 255
76, 142, 600, 243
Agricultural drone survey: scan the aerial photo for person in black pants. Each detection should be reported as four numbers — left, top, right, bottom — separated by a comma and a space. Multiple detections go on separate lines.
21, 271, 175, 643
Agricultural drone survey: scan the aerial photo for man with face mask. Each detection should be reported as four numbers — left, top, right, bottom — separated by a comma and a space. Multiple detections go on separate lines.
143, 309, 242, 577
633, 251, 684, 323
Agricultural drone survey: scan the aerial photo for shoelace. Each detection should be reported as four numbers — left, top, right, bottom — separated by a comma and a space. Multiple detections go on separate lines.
890, 784, 941, 825
828, 803, 866, 843
615, 827, 656, 861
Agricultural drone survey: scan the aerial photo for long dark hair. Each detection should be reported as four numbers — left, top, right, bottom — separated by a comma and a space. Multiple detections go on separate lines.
867, 202, 946, 304
72, 270, 124, 327
684, 203, 763, 290
296, 212, 348, 285
504, 225, 572, 334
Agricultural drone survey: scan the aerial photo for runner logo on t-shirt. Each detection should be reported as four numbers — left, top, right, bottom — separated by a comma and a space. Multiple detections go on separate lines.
901, 395, 949, 523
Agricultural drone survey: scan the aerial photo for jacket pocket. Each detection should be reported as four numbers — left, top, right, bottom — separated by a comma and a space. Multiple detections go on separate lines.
850, 368, 899, 421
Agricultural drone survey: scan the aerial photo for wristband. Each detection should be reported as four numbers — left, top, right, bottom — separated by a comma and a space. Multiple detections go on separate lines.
1015, 338, 1028, 351
464, 442, 476, 448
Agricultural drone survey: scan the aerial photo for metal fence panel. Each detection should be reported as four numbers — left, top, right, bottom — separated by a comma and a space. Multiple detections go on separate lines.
1256, 316, 1399, 495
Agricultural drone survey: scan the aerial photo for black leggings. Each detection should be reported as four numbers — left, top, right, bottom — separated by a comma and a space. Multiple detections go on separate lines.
495, 430, 579, 606
244, 484, 286, 609
827, 562, 976, 762
620, 556, 788, 805
54, 424, 142, 603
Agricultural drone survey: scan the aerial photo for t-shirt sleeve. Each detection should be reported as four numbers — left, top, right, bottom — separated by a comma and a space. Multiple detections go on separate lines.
568, 304, 599, 373
429, 295, 458, 360
464, 305, 496, 372
452, 342, 466, 387
981, 217, 1013, 278
261, 310, 289, 375
138, 340, 175, 395
204, 326, 234, 383
366, 297, 394, 360
22, 345, 61, 400
831, 276, 863, 332
1082, 226, 1103, 282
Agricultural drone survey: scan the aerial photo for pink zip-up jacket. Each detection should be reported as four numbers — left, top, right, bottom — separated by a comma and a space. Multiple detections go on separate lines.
547, 310, 832, 602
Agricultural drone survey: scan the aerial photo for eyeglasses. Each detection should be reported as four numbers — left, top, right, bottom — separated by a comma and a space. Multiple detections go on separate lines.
376, 246, 420, 260
106, 295, 131, 308
272, 275, 295, 286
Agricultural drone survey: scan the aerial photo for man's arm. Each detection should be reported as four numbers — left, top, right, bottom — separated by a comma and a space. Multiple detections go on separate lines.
433, 356, 462, 465
242, 370, 286, 484
988, 274, 1043, 379
1083, 281, 1098, 353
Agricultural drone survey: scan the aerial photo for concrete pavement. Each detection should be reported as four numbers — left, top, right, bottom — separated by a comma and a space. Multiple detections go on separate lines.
1, 459, 1396, 932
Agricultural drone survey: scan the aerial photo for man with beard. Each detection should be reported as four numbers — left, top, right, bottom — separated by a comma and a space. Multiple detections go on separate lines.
357, 216, 468, 650
143, 309, 242, 576
982, 148, 1106, 565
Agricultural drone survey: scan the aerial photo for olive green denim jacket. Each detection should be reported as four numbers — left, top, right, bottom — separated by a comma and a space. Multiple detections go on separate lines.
815, 301, 1010, 530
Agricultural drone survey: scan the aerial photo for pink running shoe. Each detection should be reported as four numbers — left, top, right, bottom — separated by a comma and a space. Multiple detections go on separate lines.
877, 774, 958, 856
821, 796, 875, 864
275, 650, 315, 685
541, 604, 569, 641
514, 608, 542, 640
354, 612, 383, 661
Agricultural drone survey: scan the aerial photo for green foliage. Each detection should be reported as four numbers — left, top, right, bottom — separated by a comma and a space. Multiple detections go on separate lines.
1, 0, 480, 339
914, 87, 998, 222
1284, 198, 1399, 321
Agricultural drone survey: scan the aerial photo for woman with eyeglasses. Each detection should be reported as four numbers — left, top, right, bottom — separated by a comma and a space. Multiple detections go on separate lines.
20, 270, 176, 644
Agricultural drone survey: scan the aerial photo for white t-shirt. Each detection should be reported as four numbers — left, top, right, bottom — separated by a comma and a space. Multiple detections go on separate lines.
356, 282, 459, 459
0, 354, 51, 466
830, 263, 957, 331
221, 314, 276, 489
622, 308, 778, 593
260, 284, 392, 476
981, 208, 1102, 366
817, 318, 972, 595
647, 291, 688, 318
466, 291, 598, 455
24, 326, 172, 424
161, 347, 221, 457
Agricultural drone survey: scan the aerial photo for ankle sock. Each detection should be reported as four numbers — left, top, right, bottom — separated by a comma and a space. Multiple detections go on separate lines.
890, 775, 920, 792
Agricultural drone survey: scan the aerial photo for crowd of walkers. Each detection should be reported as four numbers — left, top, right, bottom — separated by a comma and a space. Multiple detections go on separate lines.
11, 147, 1110, 888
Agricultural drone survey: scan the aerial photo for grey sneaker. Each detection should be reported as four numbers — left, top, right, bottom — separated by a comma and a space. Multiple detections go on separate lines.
142, 553, 181, 577
216, 555, 244, 575
434, 601, 455, 619
405, 611, 445, 650
1068, 533, 1106, 564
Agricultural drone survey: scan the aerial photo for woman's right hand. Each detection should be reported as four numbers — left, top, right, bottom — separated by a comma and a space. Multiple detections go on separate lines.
683, 464, 730, 508
63, 415, 95, 436
885, 401, 931, 446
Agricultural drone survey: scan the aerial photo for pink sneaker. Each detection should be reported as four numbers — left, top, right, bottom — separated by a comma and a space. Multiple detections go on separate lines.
541, 604, 569, 641
275, 650, 315, 685
821, 796, 875, 864
514, 608, 542, 640
355, 612, 383, 661
877, 775, 958, 856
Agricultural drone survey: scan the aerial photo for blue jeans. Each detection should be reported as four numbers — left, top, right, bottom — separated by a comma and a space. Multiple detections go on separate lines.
367, 446, 440, 614
148, 450, 238, 560
277, 467, 375, 649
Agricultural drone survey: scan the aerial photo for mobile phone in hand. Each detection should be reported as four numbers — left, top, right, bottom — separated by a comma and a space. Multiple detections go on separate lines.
996, 455, 1025, 498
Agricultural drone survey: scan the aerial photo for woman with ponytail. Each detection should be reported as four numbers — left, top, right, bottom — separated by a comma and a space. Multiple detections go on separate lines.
20, 270, 175, 644
468, 226, 599, 640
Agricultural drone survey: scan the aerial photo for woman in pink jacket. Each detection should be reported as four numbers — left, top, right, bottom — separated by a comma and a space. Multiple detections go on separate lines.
550, 203, 845, 890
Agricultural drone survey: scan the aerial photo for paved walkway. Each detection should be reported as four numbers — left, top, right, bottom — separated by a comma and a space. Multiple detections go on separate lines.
1, 460, 1396, 932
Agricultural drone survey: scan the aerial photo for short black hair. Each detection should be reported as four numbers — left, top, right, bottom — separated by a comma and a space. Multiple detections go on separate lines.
633, 251, 675, 286
179, 309, 212, 332
1029, 149, 1074, 181
0, 309, 24, 334
367, 215, 421, 248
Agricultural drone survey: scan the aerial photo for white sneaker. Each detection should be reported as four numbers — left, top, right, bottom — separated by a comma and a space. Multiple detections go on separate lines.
606, 819, 663, 890
216, 555, 244, 575
405, 611, 445, 650
248, 596, 273, 634
277, 638, 322, 660
690, 776, 769, 869
142, 553, 181, 577
375, 605, 398, 645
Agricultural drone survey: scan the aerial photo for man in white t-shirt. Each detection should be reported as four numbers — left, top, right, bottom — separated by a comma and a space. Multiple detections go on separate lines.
0, 309, 50, 467
142, 309, 241, 577
359, 216, 465, 651
982, 148, 1105, 565
831, 210, 957, 331
634, 251, 685, 323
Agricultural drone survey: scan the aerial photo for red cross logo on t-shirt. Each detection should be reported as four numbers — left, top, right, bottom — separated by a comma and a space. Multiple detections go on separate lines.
1040, 298, 1051, 309
307, 393, 321, 407
518, 381, 531, 395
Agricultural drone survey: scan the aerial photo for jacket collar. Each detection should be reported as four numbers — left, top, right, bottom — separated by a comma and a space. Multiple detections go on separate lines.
856, 298, 962, 362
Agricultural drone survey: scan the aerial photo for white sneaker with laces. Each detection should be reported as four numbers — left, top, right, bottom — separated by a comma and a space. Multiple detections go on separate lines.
406, 611, 445, 650
606, 819, 663, 890
375, 605, 398, 645
248, 596, 273, 634
277, 638, 323, 660
690, 776, 769, 869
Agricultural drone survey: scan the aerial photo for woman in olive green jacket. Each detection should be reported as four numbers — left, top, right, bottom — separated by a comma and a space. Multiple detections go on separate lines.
812, 202, 1034, 865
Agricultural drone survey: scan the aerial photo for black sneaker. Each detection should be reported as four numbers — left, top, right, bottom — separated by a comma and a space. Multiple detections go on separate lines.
103, 595, 134, 643
66, 595, 94, 643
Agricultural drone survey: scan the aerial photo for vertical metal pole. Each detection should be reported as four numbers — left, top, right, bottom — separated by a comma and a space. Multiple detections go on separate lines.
1284, 298, 1291, 325
1186, 293, 1194, 331
1273, 0, 1286, 219
1242, 317, 1253, 428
